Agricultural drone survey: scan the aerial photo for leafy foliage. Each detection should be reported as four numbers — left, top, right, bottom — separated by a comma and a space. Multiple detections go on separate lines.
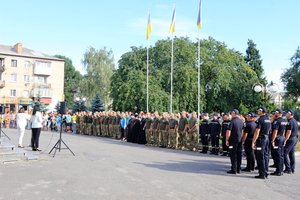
111, 37, 261, 113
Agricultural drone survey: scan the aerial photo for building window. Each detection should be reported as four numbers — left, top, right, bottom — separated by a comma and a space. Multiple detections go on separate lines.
24, 75, 30, 83
10, 74, 17, 82
24, 61, 31, 68
35, 75, 47, 84
10, 89, 16, 97
11, 59, 17, 67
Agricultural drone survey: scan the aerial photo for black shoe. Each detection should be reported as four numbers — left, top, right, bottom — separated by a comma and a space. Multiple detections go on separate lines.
241, 168, 251, 172
270, 172, 283, 176
284, 170, 292, 174
254, 166, 259, 170
32, 149, 37, 151
200, 151, 207, 154
227, 170, 237, 174
254, 175, 266, 179
221, 153, 227, 156
269, 164, 276, 168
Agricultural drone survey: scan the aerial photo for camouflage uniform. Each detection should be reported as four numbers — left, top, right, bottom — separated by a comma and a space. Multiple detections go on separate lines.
86, 113, 93, 136
158, 117, 169, 147
151, 117, 160, 146
187, 117, 199, 151
178, 117, 188, 149
92, 114, 98, 136
144, 117, 153, 145
168, 117, 178, 149
115, 114, 121, 139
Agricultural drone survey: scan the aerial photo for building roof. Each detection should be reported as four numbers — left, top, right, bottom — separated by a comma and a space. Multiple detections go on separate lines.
0, 43, 64, 62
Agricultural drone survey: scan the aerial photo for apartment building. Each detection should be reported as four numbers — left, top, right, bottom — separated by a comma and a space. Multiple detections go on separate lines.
0, 43, 64, 112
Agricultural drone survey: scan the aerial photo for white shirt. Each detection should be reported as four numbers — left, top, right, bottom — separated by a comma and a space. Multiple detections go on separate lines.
16, 113, 30, 128
30, 111, 43, 128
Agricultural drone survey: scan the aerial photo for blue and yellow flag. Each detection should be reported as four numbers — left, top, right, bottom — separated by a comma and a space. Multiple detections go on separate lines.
197, 0, 202, 29
169, 8, 176, 33
146, 13, 152, 40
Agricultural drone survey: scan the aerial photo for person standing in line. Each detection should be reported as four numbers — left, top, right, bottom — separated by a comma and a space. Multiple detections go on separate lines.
242, 112, 257, 172
30, 105, 43, 151
283, 110, 299, 174
252, 106, 271, 179
226, 109, 244, 174
16, 107, 30, 148
221, 113, 231, 156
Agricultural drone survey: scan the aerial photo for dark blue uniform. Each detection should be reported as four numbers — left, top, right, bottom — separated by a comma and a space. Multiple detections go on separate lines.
255, 115, 271, 178
221, 120, 231, 156
227, 117, 244, 173
200, 119, 210, 153
210, 119, 221, 155
244, 121, 256, 171
271, 117, 286, 174
284, 118, 298, 173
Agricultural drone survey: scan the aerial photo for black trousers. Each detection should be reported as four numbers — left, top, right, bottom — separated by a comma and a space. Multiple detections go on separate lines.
273, 136, 284, 173
121, 128, 125, 139
222, 137, 228, 154
200, 134, 209, 153
244, 139, 255, 170
255, 136, 269, 177
229, 141, 242, 172
31, 128, 41, 150
284, 137, 298, 172
211, 134, 220, 154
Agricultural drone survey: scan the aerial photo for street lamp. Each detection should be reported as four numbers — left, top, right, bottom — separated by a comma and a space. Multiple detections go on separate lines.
75, 97, 86, 112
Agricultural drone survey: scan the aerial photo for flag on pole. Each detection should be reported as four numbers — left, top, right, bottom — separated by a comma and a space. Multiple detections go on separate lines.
169, 7, 176, 33
197, 0, 202, 29
146, 13, 152, 40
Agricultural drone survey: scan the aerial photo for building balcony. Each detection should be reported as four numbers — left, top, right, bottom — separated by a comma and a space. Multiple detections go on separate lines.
0, 64, 5, 72
32, 88, 52, 98
0, 80, 5, 88
33, 83, 51, 88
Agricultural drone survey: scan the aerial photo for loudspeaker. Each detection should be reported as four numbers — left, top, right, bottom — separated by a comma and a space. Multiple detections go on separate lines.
59, 102, 67, 114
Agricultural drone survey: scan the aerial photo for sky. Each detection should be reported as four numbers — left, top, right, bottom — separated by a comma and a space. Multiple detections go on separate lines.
1, 0, 299, 90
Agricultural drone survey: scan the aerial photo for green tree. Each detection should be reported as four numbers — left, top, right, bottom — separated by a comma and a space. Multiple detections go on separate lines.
54, 55, 82, 108
81, 47, 115, 110
281, 47, 300, 100
91, 93, 105, 112
245, 39, 264, 80
111, 37, 260, 114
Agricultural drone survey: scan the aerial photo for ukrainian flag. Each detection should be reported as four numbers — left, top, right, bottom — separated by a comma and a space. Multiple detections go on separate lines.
197, 0, 202, 29
146, 13, 152, 40
169, 8, 176, 33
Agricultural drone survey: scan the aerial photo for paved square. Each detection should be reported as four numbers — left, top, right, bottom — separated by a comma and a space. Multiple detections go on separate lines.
0, 128, 299, 200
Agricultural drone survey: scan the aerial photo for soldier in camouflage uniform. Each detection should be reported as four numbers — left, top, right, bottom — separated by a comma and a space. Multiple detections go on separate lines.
158, 112, 169, 148
86, 112, 93, 136
92, 112, 98, 136
187, 111, 199, 151
115, 112, 121, 139
82, 112, 88, 135
151, 112, 160, 147
178, 111, 188, 150
144, 112, 153, 145
168, 113, 178, 149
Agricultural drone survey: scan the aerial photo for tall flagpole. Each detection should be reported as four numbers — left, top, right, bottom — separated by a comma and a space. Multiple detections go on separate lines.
197, 35, 200, 116
197, 0, 202, 116
146, 42, 149, 113
170, 36, 174, 113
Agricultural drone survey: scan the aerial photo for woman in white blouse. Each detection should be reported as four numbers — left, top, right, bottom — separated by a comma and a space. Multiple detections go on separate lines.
16, 107, 30, 148
30, 105, 43, 151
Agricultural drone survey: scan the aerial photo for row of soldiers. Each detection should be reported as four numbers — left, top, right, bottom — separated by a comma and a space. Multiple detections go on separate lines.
74, 111, 232, 154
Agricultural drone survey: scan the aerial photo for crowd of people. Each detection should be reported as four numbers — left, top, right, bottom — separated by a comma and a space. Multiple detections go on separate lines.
2, 106, 299, 179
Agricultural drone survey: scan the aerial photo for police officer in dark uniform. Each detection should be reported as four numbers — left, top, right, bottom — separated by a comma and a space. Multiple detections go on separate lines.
210, 113, 221, 155
252, 106, 271, 179
226, 109, 244, 174
269, 109, 286, 176
283, 110, 299, 174
242, 112, 257, 172
221, 113, 231, 156
200, 113, 210, 153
